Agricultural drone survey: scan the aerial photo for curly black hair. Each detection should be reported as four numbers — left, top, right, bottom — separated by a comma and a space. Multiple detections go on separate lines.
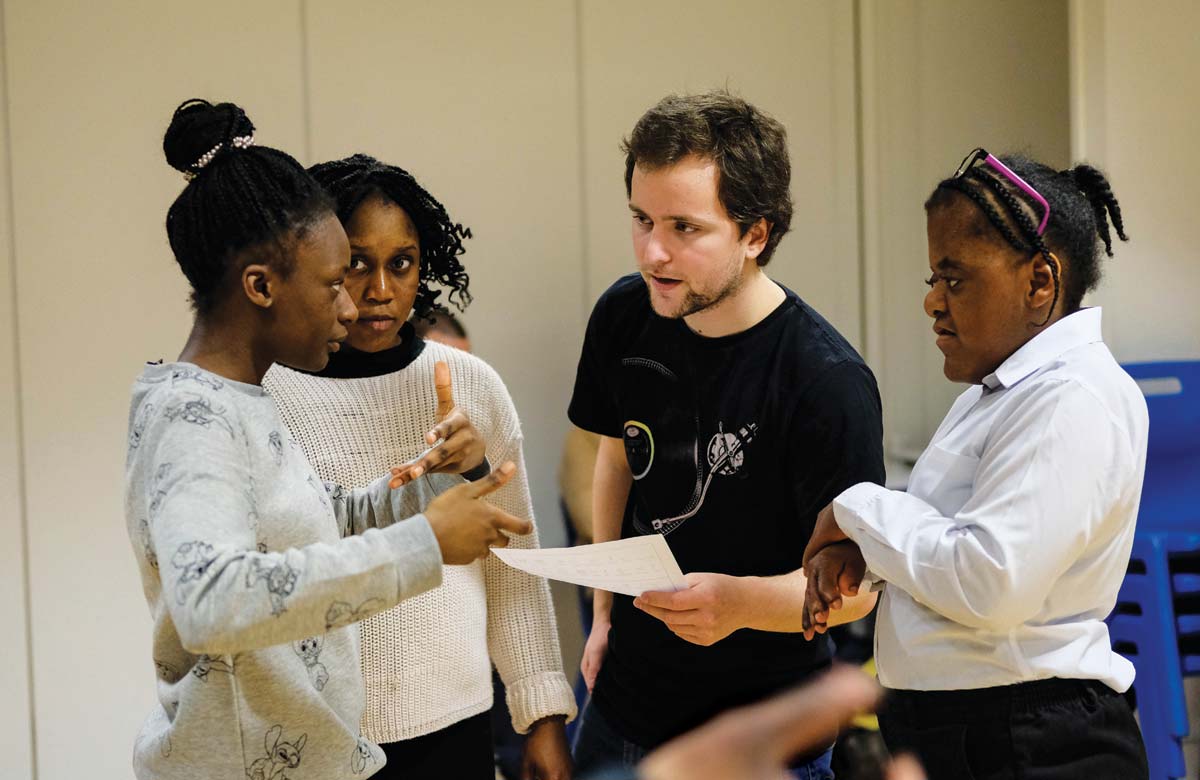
307, 154, 472, 320
926, 153, 1128, 317
162, 99, 334, 314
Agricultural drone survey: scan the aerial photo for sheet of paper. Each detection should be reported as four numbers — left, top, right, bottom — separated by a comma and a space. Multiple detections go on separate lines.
492, 535, 687, 597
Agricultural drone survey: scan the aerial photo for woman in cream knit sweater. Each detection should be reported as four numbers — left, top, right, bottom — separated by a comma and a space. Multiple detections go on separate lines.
265, 154, 575, 780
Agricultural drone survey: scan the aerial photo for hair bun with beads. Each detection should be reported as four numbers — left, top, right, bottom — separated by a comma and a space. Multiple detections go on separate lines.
161, 96, 331, 314
163, 99, 256, 177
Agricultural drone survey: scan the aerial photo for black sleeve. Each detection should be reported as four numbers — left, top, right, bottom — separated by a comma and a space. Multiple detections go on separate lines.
787, 360, 886, 541
568, 291, 624, 438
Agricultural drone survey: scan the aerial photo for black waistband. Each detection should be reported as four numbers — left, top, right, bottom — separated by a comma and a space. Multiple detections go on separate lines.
883, 678, 1126, 718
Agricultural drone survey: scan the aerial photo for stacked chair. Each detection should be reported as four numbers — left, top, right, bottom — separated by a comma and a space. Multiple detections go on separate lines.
1109, 361, 1200, 779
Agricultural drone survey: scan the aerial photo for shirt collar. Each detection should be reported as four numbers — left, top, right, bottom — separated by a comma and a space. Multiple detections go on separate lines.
981, 307, 1104, 392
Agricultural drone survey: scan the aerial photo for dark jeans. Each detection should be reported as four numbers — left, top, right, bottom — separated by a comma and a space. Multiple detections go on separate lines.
878, 678, 1149, 780
375, 710, 495, 780
572, 697, 834, 780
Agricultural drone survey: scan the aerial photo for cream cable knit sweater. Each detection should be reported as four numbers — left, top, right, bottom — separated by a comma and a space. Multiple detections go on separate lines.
264, 343, 576, 743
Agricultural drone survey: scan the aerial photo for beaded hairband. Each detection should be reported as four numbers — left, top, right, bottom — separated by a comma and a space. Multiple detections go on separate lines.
184, 134, 255, 180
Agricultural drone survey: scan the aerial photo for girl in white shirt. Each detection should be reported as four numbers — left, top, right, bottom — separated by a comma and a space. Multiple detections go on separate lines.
801, 150, 1149, 780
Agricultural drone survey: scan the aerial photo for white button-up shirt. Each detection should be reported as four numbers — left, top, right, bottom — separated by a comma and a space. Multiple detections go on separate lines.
834, 308, 1147, 692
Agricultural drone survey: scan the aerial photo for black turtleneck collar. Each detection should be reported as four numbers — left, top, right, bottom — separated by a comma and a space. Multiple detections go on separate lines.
310, 321, 427, 379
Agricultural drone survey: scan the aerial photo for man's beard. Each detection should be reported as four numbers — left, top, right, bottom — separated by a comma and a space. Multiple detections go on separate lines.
661, 264, 744, 319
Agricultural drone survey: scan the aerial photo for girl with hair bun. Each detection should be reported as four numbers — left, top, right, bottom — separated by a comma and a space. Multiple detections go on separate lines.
264, 154, 576, 780
801, 150, 1150, 780
126, 100, 531, 780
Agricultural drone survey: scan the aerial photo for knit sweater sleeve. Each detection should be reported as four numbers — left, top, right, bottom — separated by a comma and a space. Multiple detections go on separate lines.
478, 369, 578, 732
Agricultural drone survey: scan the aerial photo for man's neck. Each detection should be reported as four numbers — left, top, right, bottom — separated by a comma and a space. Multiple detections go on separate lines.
683, 268, 785, 338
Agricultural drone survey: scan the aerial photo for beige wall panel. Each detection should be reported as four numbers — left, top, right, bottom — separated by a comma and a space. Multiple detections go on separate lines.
304, 0, 584, 546
579, 0, 862, 347
860, 0, 1070, 459
4, 1, 307, 776
1075, 0, 1200, 362
0, 3, 35, 777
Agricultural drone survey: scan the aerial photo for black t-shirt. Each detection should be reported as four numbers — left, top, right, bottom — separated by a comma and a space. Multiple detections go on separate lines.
568, 274, 885, 748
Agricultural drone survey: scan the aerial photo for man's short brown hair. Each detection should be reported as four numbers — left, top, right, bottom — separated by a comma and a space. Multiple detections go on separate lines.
623, 91, 793, 265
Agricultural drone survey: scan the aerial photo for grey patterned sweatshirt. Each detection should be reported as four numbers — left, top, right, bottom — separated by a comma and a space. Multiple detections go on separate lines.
124, 362, 453, 780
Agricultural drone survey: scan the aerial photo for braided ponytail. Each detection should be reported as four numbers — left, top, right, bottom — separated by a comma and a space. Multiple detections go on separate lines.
1066, 164, 1129, 257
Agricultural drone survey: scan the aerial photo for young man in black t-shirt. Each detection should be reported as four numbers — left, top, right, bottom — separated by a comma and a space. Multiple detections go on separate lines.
567, 91, 885, 778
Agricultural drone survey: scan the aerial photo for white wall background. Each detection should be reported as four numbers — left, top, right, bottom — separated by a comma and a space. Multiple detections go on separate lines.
577, 1, 862, 341
1070, 0, 1200, 364
858, 0, 1072, 460
0, 3, 34, 776
7, 2, 1193, 779
2, 4, 311, 779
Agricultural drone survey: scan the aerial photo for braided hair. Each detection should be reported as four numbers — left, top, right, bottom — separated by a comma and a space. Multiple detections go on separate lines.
307, 154, 472, 320
925, 154, 1128, 318
163, 99, 334, 314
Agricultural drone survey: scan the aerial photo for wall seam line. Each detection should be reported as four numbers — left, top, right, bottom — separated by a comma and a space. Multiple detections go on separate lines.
573, 0, 591, 319
299, 0, 313, 163
0, 0, 39, 775
852, 0, 869, 360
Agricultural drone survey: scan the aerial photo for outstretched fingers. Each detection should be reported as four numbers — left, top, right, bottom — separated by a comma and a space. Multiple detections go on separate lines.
434, 360, 454, 422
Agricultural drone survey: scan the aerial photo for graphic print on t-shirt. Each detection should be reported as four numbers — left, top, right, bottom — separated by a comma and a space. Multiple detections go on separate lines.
628, 416, 757, 536
618, 353, 759, 536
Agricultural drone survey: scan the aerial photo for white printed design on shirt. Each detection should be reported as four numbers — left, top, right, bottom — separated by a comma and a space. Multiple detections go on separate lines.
629, 419, 757, 535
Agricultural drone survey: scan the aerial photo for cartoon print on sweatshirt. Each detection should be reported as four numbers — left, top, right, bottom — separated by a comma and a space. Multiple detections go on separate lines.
245, 475, 268, 553
128, 402, 156, 454
351, 736, 375, 775
268, 430, 284, 466
326, 482, 348, 504
148, 462, 173, 519
246, 557, 301, 616
324, 598, 385, 630
170, 366, 225, 391
246, 504, 267, 553
247, 724, 307, 780
171, 541, 219, 604
306, 474, 330, 508
191, 654, 233, 682
164, 394, 236, 439
138, 517, 158, 569
292, 636, 329, 691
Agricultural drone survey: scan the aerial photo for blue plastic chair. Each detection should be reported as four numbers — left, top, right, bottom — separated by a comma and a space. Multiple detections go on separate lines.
1122, 362, 1200, 532
1109, 532, 1200, 779
1109, 361, 1200, 779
